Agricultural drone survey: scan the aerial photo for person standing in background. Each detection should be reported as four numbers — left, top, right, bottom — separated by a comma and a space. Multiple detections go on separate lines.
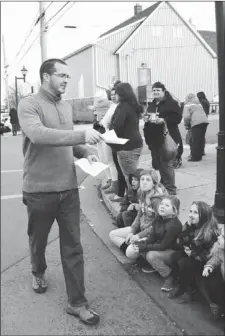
9, 107, 19, 136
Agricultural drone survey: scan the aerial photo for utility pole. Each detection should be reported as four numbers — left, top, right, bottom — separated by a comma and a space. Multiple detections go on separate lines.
39, 1, 48, 62
213, 1, 225, 225
2, 35, 10, 112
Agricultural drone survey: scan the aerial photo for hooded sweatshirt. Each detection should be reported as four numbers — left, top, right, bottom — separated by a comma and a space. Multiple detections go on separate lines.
120, 168, 142, 212
183, 94, 209, 129
130, 185, 167, 238
143, 94, 182, 148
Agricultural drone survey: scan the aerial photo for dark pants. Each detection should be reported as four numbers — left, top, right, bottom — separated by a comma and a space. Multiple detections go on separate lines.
151, 147, 176, 195
112, 150, 126, 197
190, 124, 208, 161
116, 210, 137, 228
23, 189, 87, 307
12, 123, 18, 135
176, 256, 204, 293
175, 129, 183, 161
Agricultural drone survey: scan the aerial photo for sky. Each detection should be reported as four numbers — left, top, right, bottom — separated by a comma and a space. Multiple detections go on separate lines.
1, 1, 216, 103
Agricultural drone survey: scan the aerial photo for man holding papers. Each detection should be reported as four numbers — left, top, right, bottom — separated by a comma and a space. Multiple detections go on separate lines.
18, 59, 101, 326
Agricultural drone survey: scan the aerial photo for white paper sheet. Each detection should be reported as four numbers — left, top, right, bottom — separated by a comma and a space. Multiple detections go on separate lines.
101, 130, 129, 145
75, 158, 109, 177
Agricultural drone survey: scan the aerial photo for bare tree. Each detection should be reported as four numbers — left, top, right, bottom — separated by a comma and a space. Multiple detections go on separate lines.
5, 85, 26, 109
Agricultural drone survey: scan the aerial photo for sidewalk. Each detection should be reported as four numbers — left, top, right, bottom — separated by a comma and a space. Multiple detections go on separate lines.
90, 144, 224, 336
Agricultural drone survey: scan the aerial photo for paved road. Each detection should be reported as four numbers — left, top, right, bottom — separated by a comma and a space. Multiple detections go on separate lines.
1, 134, 88, 272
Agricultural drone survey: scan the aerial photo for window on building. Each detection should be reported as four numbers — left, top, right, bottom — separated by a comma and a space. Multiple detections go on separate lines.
173, 26, 183, 38
151, 26, 162, 37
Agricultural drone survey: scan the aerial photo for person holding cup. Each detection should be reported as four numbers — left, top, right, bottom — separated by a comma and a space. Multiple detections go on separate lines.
143, 82, 182, 195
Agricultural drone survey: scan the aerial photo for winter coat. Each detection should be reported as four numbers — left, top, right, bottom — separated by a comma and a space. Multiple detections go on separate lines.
136, 216, 182, 252
130, 185, 167, 238
120, 169, 142, 212
176, 222, 218, 263
9, 108, 18, 124
109, 101, 143, 151
143, 95, 182, 149
204, 240, 224, 280
183, 99, 209, 130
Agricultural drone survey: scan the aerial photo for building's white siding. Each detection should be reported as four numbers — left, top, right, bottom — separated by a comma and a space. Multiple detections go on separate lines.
64, 46, 94, 99
118, 2, 217, 101
95, 22, 140, 89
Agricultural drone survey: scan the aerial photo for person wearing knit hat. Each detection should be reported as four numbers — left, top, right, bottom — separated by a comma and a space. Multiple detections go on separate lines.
134, 195, 182, 292
109, 168, 168, 260
183, 93, 209, 162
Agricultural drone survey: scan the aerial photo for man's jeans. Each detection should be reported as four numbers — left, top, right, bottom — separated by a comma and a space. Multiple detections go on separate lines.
150, 148, 176, 195
23, 188, 87, 307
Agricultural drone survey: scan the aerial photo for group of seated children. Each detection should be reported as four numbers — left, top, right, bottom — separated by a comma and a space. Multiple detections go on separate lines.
109, 168, 225, 321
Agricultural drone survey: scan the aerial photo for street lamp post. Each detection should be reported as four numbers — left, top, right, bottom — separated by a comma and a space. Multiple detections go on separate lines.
15, 66, 28, 109
213, 2, 225, 225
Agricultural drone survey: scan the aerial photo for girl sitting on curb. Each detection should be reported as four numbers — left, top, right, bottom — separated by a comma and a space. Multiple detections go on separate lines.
202, 226, 225, 319
109, 169, 167, 260
168, 201, 219, 304
116, 169, 142, 228
133, 196, 182, 292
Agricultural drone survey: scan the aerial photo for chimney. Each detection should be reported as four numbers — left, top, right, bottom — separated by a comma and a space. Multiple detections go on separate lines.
134, 3, 142, 16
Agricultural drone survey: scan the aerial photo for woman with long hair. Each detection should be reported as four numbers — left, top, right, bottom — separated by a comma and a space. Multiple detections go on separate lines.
197, 91, 210, 116
107, 82, 143, 202
168, 201, 219, 304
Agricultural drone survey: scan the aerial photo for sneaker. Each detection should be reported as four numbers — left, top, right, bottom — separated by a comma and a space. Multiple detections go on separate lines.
176, 291, 193, 304
168, 285, 183, 299
32, 274, 48, 294
66, 304, 100, 326
161, 275, 174, 292
141, 266, 157, 274
210, 303, 220, 320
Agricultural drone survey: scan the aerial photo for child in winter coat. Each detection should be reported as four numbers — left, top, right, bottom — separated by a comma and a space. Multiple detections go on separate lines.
116, 169, 142, 228
133, 195, 182, 292
201, 226, 225, 319
168, 201, 219, 304
109, 169, 167, 260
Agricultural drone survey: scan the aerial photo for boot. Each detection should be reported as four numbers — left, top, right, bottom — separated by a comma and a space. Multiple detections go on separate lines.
104, 180, 118, 194
101, 179, 112, 190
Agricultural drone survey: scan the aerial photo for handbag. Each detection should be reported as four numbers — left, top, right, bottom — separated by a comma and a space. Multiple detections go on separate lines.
158, 122, 177, 161
93, 121, 106, 134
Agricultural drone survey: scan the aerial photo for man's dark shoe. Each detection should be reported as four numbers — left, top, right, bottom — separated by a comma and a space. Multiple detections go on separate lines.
168, 285, 183, 299
32, 274, 48, 294
176, 291, 193, 304
66, 304, 100, 326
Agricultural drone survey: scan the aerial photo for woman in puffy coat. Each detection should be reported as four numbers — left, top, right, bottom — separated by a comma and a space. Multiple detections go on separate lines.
183, 93, 209, 162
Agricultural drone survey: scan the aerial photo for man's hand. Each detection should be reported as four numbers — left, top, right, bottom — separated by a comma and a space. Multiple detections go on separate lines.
85, 129, 102, 145
87, 155, 99, 165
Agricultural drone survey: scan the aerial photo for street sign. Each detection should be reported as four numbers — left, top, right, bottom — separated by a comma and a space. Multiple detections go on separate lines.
137, 68, 151, 86
146, 85, 154, 100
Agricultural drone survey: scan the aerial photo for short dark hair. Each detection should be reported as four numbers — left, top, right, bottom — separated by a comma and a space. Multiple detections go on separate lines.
152, 81, 166, 91
39, 58, 67, 83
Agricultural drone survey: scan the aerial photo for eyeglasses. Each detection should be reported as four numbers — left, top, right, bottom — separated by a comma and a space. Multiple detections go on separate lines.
52, 73, 71, 79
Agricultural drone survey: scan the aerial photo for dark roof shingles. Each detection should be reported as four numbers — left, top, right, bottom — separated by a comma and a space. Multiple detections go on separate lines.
99, 2, 161, 38
198, 30, 217, 54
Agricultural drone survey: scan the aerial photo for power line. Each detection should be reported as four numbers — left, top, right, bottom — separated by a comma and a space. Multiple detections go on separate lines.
35, 1, 53, 25
48, 2, 76, 30
17, 34, 40, 64
45, 2, 70, 27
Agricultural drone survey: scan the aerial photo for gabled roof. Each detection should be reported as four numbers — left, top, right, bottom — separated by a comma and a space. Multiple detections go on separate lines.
99, 2, 161, 38
63, 44, 93, 61
198, 30, 217, 54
